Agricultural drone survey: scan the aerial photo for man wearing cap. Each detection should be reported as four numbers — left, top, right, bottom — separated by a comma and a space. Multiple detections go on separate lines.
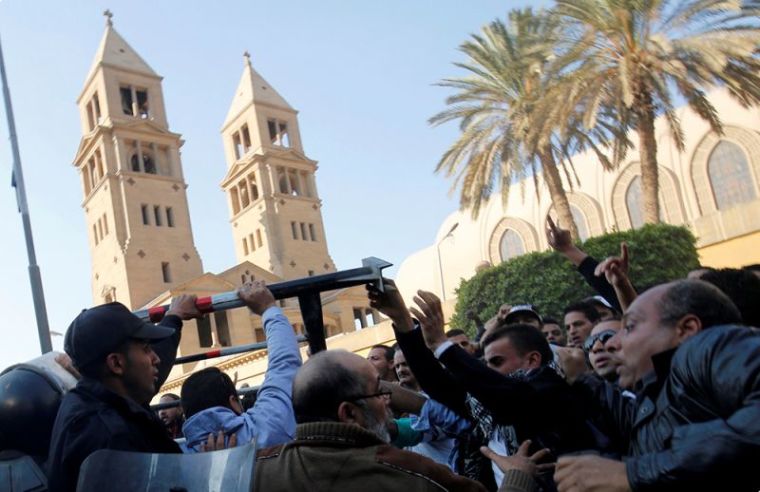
503, 305, 542, 328
46, 295, 201, 492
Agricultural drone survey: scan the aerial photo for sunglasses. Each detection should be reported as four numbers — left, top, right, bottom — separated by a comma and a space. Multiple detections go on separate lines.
583, 329, 617, 353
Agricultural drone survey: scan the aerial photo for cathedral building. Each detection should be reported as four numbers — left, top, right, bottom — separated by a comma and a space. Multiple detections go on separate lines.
73, 17, 384, 391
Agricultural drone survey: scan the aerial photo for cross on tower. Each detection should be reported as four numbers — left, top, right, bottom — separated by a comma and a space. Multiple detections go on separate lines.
103, 9, 113, 27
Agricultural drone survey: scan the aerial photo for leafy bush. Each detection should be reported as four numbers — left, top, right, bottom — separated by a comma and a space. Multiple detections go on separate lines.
450, 224, 700, 336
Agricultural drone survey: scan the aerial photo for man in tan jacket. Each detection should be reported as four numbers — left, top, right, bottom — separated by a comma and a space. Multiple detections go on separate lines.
254, 349, 486, 491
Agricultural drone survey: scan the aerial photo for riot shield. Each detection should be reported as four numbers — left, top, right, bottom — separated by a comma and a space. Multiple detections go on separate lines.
0, 451, 47, 492
76, 442, 256, 492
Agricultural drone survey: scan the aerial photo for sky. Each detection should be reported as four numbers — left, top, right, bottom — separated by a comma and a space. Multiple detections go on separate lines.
0, 0, 542, 368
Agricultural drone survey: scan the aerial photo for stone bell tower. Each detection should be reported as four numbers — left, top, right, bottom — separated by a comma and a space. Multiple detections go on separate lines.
220, 53, 335, 279
73, 12, 203, 308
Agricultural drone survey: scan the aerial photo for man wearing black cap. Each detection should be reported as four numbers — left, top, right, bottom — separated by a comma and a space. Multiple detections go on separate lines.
502, 304, 542, 328
46, 295, 201, 492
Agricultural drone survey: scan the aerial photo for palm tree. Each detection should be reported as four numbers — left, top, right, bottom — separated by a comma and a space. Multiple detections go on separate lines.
549, 0, 760, 223
431, 9, 624, 240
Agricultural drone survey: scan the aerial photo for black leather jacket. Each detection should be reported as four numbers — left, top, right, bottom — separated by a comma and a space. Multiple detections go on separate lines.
593, 325, 760, 491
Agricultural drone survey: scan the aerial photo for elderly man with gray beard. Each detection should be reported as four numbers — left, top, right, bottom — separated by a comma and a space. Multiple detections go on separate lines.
253, 349, 485, 492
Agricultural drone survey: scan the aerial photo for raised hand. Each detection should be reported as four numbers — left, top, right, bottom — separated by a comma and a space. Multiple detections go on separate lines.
496, 303, 513, 324
367, 279, 414, 332
238, 280, 276, 316
165, 294, 202, 320
546, 216, 573, 252
546, 216, 588, 266
593, 242, 629, 287
409, 290, 447, 351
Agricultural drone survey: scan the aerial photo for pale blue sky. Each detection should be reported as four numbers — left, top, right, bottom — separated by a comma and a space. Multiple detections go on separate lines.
0, 0, 541, 367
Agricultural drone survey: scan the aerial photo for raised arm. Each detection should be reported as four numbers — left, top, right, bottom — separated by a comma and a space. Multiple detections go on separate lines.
367, 280, 470, 416
546, 217, 621, 311
409, 290, 537, 424
241, 281, 302, 448
154, 294, 202, 388
594, 243, 637, 312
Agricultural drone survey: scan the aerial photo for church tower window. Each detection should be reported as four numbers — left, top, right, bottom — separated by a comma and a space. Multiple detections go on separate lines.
161, 262, 171, 283
248, 173, 259, 201
268, 119, 290, 147
232, 124, 252, 160
288, 169, 302, 195
120, 85, 149, 118
143, 152, 156, 174
277, 167, 289, 194
154, 206, 162, 226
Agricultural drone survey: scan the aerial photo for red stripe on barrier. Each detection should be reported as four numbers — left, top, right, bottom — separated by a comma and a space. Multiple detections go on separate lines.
196, 296, 213, 313
148, 306, 166, 322
206, 349, 222, 358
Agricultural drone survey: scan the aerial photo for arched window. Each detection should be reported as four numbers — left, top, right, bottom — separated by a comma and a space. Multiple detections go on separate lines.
499, 229, 525, 261
708, 140, 756, 210
570, 204, 589, 241
626, 176, 644, 229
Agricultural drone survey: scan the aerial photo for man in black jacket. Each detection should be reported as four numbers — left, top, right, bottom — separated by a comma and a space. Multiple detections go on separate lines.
46, 295, 201, 492
554, 279, 760, 492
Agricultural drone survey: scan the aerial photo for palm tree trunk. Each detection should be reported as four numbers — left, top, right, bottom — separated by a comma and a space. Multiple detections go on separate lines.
540, 149, 579, 241
635, 92, 660, 224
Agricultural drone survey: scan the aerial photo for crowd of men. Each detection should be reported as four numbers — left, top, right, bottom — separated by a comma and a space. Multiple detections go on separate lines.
22, 218, 760, 491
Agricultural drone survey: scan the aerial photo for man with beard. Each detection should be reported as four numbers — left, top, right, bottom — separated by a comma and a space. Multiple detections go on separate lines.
254, 349, 485, 491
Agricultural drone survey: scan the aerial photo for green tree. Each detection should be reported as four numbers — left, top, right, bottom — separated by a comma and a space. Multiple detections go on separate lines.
450, 224, 700, 335
549, 0, 760, 224
430, 9, 625, 240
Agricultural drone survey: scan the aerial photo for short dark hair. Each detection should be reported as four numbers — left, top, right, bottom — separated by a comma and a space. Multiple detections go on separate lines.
541, 317, 559, 326
292, 352, 366, 423
445, 328, 466, 338
481, 323, 553, 367
160, 392, 180, 401
370, 344, 395, 362
699, 269, 760, 327
563, 301, 601, 323
181, 368, 237, 419
658, 279, 743, 329
742, 263, 760, 273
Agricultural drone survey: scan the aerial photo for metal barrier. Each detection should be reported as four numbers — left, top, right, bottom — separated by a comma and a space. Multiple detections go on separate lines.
135, 257, 391, 356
